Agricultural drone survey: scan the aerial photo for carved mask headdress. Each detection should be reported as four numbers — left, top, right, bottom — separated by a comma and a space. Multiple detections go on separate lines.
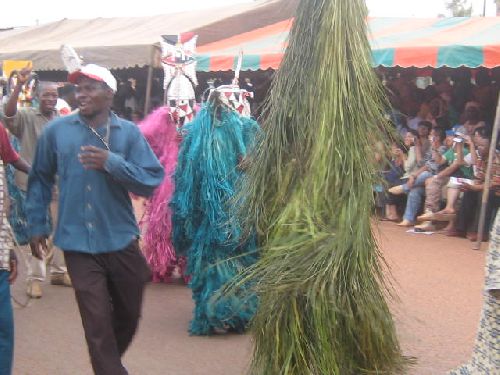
160, 33, 198, 129
60, 44, 83, 74
58, 44, 84, 115
207, 51, 253, 117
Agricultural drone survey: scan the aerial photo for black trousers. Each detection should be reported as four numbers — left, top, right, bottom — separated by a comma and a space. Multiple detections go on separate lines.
64, 240, 151, 375
456, 190, 500, 236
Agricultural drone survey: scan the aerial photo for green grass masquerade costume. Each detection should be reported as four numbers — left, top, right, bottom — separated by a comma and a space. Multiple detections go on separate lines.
235, 0, 409, 373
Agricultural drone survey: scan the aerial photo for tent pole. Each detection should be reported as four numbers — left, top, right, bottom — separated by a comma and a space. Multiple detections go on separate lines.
473, 95, 500, 250
144, 45, 155, 115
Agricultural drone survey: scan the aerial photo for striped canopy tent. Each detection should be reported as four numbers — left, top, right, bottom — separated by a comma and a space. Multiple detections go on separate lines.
196, 17, 500, 71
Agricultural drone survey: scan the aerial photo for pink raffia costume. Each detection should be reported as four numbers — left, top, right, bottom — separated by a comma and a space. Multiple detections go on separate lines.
138, 33, 198, 282
139, 107, 181, 282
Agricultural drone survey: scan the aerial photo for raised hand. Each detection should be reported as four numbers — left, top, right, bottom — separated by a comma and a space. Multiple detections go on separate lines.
16, 63, 33, 86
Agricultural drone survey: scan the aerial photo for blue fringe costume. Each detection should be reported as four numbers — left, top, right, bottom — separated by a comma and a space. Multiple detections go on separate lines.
171, 102, 259, 335
6, 136, 30, 245
6, 136, 51, 245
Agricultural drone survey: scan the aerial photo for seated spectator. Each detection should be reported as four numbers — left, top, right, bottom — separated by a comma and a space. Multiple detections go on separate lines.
427, 96, 449, 128
386, 89, 409, 137
435, 115, 451, 130
415, 130, 473, 230
451, 67, 473, 116
440, 88, 458, 128
449, 132, 499, 241
402, 129, 420, 177
453, 103, 486, 136
389, 127, 448, 226
472, 68, 496, 125
408, 102, 429, 131
378, 130, 420, 221
414, 120, 432, 167
382, 142, 407, 221
431, 131, 483, 236
431, 69, 453, 97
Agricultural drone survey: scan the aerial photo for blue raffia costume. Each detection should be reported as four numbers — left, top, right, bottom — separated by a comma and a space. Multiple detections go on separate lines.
7, 136, 52, 245
6, 136, 29, 245
171, 92, 259, 335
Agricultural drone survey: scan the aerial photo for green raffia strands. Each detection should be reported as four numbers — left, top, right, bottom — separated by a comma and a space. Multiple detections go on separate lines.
234, 0, 411, 374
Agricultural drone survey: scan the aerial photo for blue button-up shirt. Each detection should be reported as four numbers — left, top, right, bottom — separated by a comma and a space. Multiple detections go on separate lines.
26, 112, 164, 254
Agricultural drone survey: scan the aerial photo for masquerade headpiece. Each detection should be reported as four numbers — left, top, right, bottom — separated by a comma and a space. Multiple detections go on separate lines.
61, 45, 117, 93
207, 52, 253, 117
60, 44, 83, 74
160, 33, 198, 128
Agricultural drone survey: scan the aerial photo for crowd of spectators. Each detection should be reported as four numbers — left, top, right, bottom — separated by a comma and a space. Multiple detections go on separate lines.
377, 67, 500, 242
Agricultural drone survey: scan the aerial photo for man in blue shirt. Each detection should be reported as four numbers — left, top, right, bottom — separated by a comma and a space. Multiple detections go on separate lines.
26, 64, 164, 375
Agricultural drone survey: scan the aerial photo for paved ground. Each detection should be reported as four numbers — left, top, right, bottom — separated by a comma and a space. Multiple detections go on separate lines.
10, 221, 486, 375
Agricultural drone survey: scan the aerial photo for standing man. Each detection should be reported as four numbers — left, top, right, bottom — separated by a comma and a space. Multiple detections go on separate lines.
26, 64, 164, 375
1, 67, 69, 298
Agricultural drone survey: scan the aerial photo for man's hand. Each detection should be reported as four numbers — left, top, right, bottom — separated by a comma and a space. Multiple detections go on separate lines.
16, 64, 33, 86
462, 135, 472, 145
79, 146, 109, 170
407, 175, 416, 189
8, 260, 17, 284
29, 236, 48, 260
12, 157, 31, 175
460, 182, 472, 192
460, 182, 482, 192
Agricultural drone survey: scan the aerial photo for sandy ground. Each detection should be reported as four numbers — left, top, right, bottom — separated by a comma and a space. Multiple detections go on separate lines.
10, 221, 486, 375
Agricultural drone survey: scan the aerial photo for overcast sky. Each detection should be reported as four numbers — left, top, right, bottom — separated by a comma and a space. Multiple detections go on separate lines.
0, 0, 497, 28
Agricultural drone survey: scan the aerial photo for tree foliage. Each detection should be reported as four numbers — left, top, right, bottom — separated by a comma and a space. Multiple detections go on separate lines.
446, 0, 473, 16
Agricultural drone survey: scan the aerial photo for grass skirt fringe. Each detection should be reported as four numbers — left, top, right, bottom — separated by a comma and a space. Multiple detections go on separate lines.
7, 136, 51, 244
171, 103, 260, 335
139, 107, 181, 282
233, 0, 409, 373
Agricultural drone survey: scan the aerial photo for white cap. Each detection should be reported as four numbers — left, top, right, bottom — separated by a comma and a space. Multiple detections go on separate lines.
68, 64, 117, 92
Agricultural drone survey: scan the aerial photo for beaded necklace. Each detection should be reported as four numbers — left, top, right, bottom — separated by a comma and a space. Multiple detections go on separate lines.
86, 117, 111, 150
